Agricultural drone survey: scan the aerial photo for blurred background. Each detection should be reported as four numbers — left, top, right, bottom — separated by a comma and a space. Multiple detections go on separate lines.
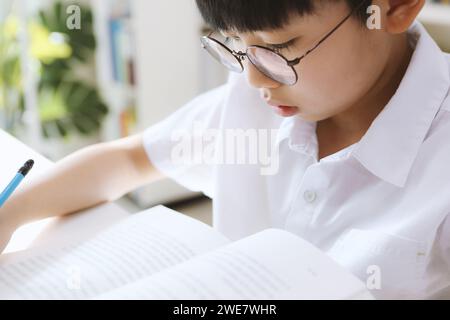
0, 0, 449, 221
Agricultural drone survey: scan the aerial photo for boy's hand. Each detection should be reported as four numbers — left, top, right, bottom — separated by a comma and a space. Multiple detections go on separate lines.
0, 210, 17, 254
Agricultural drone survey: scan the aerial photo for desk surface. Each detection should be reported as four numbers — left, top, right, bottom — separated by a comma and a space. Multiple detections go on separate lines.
1, 130, 130, 254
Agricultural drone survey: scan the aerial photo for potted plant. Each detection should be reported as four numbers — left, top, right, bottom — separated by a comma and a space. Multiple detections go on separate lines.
0, 1, 108, 159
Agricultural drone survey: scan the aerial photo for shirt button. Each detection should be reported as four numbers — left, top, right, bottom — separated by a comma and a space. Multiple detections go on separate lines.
303, 190, 317, 203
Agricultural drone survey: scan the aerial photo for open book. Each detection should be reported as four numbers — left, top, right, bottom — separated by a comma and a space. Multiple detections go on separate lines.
0, 205, 372, 300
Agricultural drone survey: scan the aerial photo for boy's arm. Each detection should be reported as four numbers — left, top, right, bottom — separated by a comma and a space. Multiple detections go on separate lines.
0, 134, 164, 248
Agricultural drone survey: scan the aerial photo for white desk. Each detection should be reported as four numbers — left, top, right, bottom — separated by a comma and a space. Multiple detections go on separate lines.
0, 130, 130, 254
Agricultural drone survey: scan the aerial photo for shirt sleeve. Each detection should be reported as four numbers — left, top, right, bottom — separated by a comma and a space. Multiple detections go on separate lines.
142, 80, 232, 198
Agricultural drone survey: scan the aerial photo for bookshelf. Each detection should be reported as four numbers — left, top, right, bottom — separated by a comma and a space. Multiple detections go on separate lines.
92, 0, 228, 208
92, 0, 137, 141
419, 2, 450, 52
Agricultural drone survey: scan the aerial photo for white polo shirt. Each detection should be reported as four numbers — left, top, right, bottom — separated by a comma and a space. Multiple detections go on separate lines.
143, 21, 450, 299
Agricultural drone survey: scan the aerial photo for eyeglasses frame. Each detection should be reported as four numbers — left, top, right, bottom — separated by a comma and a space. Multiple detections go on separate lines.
200, 1, 366, 85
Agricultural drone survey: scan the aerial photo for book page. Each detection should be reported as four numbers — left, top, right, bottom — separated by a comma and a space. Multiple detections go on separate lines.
4, 203, 129, 254
0, 205, 229, 299
97, 229, 371, 300
0, 130, 53, 186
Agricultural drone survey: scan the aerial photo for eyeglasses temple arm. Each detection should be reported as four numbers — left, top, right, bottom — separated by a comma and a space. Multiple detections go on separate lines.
296, 1, 367, 62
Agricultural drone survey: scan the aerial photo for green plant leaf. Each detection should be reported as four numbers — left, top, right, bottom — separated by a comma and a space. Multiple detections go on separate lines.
36, 1, 108, 138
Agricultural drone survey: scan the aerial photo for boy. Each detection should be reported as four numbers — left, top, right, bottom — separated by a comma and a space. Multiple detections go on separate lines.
1, 0, 449, 299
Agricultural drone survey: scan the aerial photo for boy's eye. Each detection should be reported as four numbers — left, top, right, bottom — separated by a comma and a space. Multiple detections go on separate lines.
225, 37, 244, 50
224, 35, 297, 54
225, 36, 241, 43
266, 39, 297, 53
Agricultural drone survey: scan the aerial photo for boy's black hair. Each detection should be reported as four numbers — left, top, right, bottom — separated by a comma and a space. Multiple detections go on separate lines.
196, 0, 372, 32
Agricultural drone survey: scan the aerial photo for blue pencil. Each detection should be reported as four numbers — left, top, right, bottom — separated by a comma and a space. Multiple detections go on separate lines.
0, 159, 34, 208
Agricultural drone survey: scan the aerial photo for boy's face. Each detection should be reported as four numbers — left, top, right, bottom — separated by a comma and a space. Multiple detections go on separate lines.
224, 1, 397, 121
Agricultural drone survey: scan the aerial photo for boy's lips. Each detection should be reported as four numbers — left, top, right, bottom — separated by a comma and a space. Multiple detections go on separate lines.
265, 100, 299, 117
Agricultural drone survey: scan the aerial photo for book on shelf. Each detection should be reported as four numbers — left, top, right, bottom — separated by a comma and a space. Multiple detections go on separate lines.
0, 205, 373, 300
108, 16, 136, 86
103, 0, 138, 139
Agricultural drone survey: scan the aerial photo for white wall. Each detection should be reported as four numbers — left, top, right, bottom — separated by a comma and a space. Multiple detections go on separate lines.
129, 0, 229, 207
131, 0, 205, 131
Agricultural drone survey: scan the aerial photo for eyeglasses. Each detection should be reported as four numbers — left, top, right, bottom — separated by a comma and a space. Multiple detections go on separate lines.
200, 1, 365, 86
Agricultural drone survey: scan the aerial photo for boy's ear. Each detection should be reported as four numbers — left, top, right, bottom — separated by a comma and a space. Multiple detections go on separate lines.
384, 0, 425, 34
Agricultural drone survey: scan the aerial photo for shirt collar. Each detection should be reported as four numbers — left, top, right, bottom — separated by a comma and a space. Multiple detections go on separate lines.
276, 21, 450, 187
353, 21, 450, 187
276, 115, 318, 157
